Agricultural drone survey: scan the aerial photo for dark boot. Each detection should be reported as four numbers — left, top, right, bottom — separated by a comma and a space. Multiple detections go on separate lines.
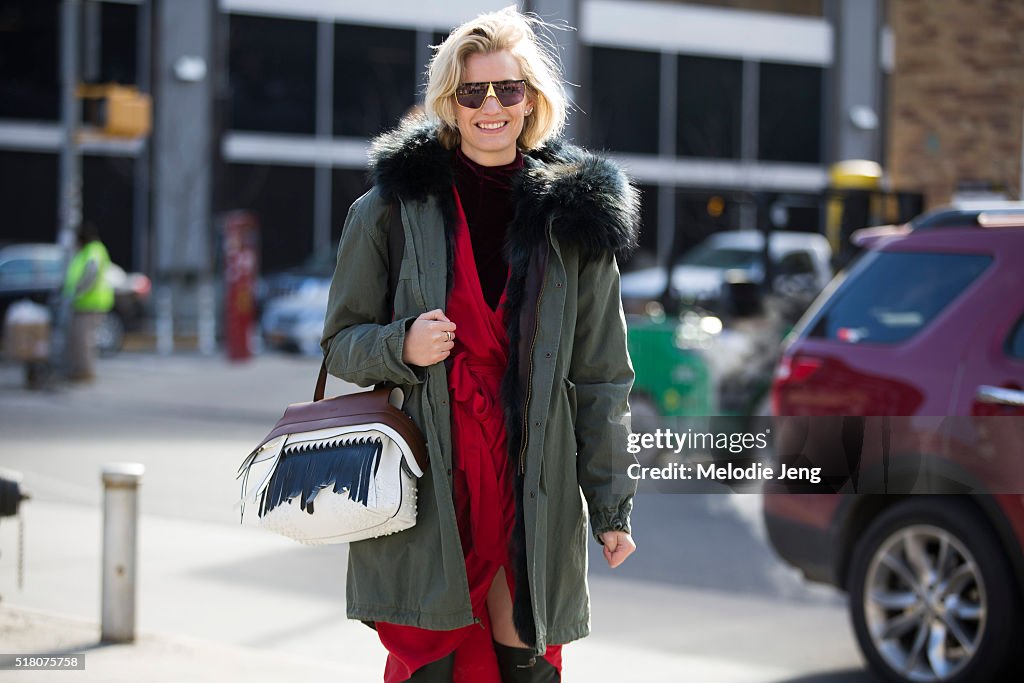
406, 651, 455, 682
492, 641, 560, 683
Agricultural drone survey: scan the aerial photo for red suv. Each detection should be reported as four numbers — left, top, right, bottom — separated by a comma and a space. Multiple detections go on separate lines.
764, 222, 1024, 682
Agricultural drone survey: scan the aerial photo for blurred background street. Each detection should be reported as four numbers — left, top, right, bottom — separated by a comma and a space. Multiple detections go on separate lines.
0, 350, 869, 682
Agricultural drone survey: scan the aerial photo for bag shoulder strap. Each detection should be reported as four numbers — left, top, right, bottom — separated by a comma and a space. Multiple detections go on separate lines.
316, 200, 405, 401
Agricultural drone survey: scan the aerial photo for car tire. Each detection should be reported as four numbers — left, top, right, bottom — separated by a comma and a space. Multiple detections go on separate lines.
95, 312, 125, 356
848, 497, 1022, 683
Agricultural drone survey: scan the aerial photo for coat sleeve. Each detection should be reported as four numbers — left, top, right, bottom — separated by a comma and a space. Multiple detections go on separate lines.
320, 189, 427, 387
569, 252, 637, 545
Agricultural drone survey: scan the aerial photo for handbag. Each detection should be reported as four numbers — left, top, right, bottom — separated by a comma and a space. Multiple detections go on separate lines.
236, 363, 428, 544
236, 201, 428, 544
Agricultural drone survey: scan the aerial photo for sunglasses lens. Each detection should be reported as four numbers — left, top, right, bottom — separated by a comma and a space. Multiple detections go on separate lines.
456, 81, 526, 109
455, 83, 487, 108
493, 81, 526, 107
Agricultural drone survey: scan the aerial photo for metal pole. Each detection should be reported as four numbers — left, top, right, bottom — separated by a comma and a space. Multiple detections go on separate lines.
657, 52, 677, 272
82, 0, 101, 83
155, 285, 173, 356
197, 277, 216, 355
101, 463, 144, 644
134, 0, 153, 274
313, 19, 334, 254
52, 0, 83, 377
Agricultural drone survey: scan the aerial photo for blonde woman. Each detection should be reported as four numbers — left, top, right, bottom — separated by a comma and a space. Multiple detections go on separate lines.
322, 7, 638, 682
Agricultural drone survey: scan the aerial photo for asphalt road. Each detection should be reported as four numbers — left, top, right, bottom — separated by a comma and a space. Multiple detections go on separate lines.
0, 352, 874, 682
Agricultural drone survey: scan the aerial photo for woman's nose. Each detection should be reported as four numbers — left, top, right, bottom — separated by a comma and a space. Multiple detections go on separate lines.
480, 95, 504, 114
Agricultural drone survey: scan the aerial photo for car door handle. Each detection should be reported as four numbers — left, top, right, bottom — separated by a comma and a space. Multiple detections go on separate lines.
976, 385, 1024, 407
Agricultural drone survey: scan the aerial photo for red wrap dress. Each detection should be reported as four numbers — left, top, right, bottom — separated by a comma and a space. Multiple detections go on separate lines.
375, 152, 563, 682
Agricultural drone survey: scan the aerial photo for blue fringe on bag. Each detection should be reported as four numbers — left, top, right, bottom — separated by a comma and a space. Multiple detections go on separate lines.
258, 437, 383, 517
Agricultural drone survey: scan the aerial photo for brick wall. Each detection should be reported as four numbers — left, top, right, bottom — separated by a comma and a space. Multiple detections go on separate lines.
888, 0, 1024, 207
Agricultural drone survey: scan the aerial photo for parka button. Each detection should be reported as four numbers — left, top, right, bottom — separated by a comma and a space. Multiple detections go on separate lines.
544, 352, 551, 358
529, 491, 535, 499
534, 421, 540, 427
556, 282, 562, 288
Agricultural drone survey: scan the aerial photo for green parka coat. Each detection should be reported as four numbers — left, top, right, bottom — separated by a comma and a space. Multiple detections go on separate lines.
320, 117, 639, 657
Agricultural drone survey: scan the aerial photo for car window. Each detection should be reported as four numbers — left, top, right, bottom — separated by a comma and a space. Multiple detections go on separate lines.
0, 259, 36, 287
807, 251, 992, 344
37, 257, 63, 279
1008, 316, 1024, 359
777, 250, 815, 275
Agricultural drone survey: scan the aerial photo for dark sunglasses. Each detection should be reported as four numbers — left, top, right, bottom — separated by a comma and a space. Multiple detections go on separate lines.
454, 80, 527, 109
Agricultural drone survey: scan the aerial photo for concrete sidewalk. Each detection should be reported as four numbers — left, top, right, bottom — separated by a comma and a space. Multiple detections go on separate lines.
0, 606, 349, 683
0, 499, 804, 683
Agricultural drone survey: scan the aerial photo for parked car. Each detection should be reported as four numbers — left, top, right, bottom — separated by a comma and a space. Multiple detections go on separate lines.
259, 283, 329, 356
764, 220, 1024, 681
256, 242, 337, 313
0, 243, 151, 354
619, 230, 832, 314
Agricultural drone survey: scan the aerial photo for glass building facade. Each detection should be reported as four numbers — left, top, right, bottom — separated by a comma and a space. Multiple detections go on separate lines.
0, 0, 839, 274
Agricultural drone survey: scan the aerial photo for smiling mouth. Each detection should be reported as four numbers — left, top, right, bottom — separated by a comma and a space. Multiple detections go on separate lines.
476, 121, 508, 130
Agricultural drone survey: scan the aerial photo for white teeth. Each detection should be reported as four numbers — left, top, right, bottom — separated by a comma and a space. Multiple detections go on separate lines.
477, 122, 507, 130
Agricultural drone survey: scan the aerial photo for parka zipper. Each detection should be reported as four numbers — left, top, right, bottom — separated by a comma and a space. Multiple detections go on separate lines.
518, 240, 552, 475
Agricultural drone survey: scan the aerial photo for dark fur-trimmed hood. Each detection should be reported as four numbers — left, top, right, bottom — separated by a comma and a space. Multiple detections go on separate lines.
368, 115, 640, 262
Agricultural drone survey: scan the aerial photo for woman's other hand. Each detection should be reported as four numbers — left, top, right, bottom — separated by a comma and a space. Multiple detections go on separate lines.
599, 530, 636, 569
403, 309, 457, 366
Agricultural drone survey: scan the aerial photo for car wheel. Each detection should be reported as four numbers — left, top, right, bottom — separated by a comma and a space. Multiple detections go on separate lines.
848, 497, 1022, 682
95, 312, 125, 356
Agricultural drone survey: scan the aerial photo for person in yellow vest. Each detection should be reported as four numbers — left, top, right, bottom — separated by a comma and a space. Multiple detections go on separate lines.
63, 222, 114, 381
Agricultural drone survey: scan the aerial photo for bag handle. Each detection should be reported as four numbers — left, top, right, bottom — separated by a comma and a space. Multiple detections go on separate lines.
316, 200, 406, 402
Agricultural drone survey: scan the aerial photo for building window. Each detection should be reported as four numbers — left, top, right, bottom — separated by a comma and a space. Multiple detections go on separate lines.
674, 190, 742, 260
623, 183, 659, 271
331, 168, 372, 243
334, 24, 416, 138
0, 0, 59, 120
0, 150, 58, 241
226, 163, 314, 271
677, 55, 742, 159
99, 1, 137, 85
83, 154, 135, 268
228, 14, 317, 134
676, 0, 823, 16
758, 62, 822, 163
588, 47, 660, 154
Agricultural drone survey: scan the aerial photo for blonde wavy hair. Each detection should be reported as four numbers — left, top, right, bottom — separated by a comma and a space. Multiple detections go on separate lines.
424, 6, 568, 151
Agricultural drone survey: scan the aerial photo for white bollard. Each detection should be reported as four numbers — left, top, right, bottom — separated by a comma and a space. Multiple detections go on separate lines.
101, 463, 144, 643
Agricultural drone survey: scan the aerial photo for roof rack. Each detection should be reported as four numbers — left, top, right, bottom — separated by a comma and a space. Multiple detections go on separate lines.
977, 212, 1024, 228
